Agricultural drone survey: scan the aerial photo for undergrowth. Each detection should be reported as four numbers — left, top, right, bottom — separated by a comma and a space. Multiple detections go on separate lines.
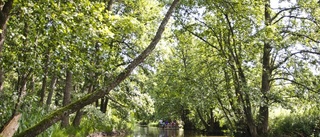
269, 110, 320, 137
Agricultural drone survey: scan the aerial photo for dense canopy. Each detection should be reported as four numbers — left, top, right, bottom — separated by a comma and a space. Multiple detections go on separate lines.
0, 0, 319, 137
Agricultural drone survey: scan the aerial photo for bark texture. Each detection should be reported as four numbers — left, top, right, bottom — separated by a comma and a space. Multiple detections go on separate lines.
61, 70, 72, 128
15, 0, 179, 136
258, 0, 272, 136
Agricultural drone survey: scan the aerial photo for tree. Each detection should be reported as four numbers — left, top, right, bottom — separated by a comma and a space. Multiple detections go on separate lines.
168, 0, 319, 136
15, 0, 179, 136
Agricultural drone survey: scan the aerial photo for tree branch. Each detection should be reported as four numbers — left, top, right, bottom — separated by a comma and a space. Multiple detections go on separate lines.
282, 30, 320, 43
106, 94, 128, 108
270, 7, 299, 24
182, 25, 219, 50
273, 15, 317, 25
270, 77, 318, 93
272, 50, 320, 70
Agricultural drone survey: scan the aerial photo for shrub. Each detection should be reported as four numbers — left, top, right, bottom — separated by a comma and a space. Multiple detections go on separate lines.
269, 114, 320, 137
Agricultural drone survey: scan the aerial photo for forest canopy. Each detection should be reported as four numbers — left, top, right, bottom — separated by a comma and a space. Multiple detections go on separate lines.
0, 0, 319, 137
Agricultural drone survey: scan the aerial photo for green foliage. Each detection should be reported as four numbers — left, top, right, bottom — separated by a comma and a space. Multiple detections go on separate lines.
0, 0, 320, 136
16, 96, 53, 137
0, 91, 14, 130
1, 0, 163, 133
50, 118, 112, 137
49, 106, 136, 137
269, 113, 320, 137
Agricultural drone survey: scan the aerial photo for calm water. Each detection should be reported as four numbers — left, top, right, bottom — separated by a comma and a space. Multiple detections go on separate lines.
126, 126, 221, 137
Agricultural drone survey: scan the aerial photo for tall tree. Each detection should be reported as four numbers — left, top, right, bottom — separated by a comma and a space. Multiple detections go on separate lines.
258, 0, 272, 135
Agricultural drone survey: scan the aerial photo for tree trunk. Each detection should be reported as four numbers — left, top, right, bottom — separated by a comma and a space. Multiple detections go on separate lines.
100, 96, 109, 113
95, 99, 99, 108
61, 70, 72, 128
258, 0, 272, 136
72, 110, 83, 127
15, 1, 179, 136
244, 103, 258, 137
0, 0, 13, 54
238, 63, 258, 137
181, 108, 194, 130
228, 60, 258, 137
46, 75, 57, 106
12, 73, 29, 116
12, 17, 30, 116
39, 48, 50, 104
107, 0, 113, 11
0, 0, 14, 93
209, 108, 215, 132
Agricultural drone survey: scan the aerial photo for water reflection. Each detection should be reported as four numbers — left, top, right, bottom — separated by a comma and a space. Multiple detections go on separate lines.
128, 126, 204, 137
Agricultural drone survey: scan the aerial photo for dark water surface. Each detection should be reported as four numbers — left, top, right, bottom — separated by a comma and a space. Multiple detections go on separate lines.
126, 126, 224, 137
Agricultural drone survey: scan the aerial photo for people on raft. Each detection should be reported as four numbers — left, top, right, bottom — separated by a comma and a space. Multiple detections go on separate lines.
159, 120, 179, 129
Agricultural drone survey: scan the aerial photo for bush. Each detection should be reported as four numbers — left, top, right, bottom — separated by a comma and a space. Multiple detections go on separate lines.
49, 106, 135, 137
269, 114, 320, 137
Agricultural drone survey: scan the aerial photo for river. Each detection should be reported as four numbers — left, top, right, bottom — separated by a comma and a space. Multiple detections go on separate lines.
126, 126, 224, 137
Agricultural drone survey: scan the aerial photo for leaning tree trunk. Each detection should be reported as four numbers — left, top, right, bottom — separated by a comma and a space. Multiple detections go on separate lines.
61, 70, 72, 128
15, 1, 179, 136
258, 0, 272, 136
228, 56, 258, 137
0, 0, 14, 93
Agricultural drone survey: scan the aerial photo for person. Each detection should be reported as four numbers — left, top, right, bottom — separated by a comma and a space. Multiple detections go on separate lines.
165, 120, 169, 126
172, 120, 178, 128
159, 119, 164, 128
